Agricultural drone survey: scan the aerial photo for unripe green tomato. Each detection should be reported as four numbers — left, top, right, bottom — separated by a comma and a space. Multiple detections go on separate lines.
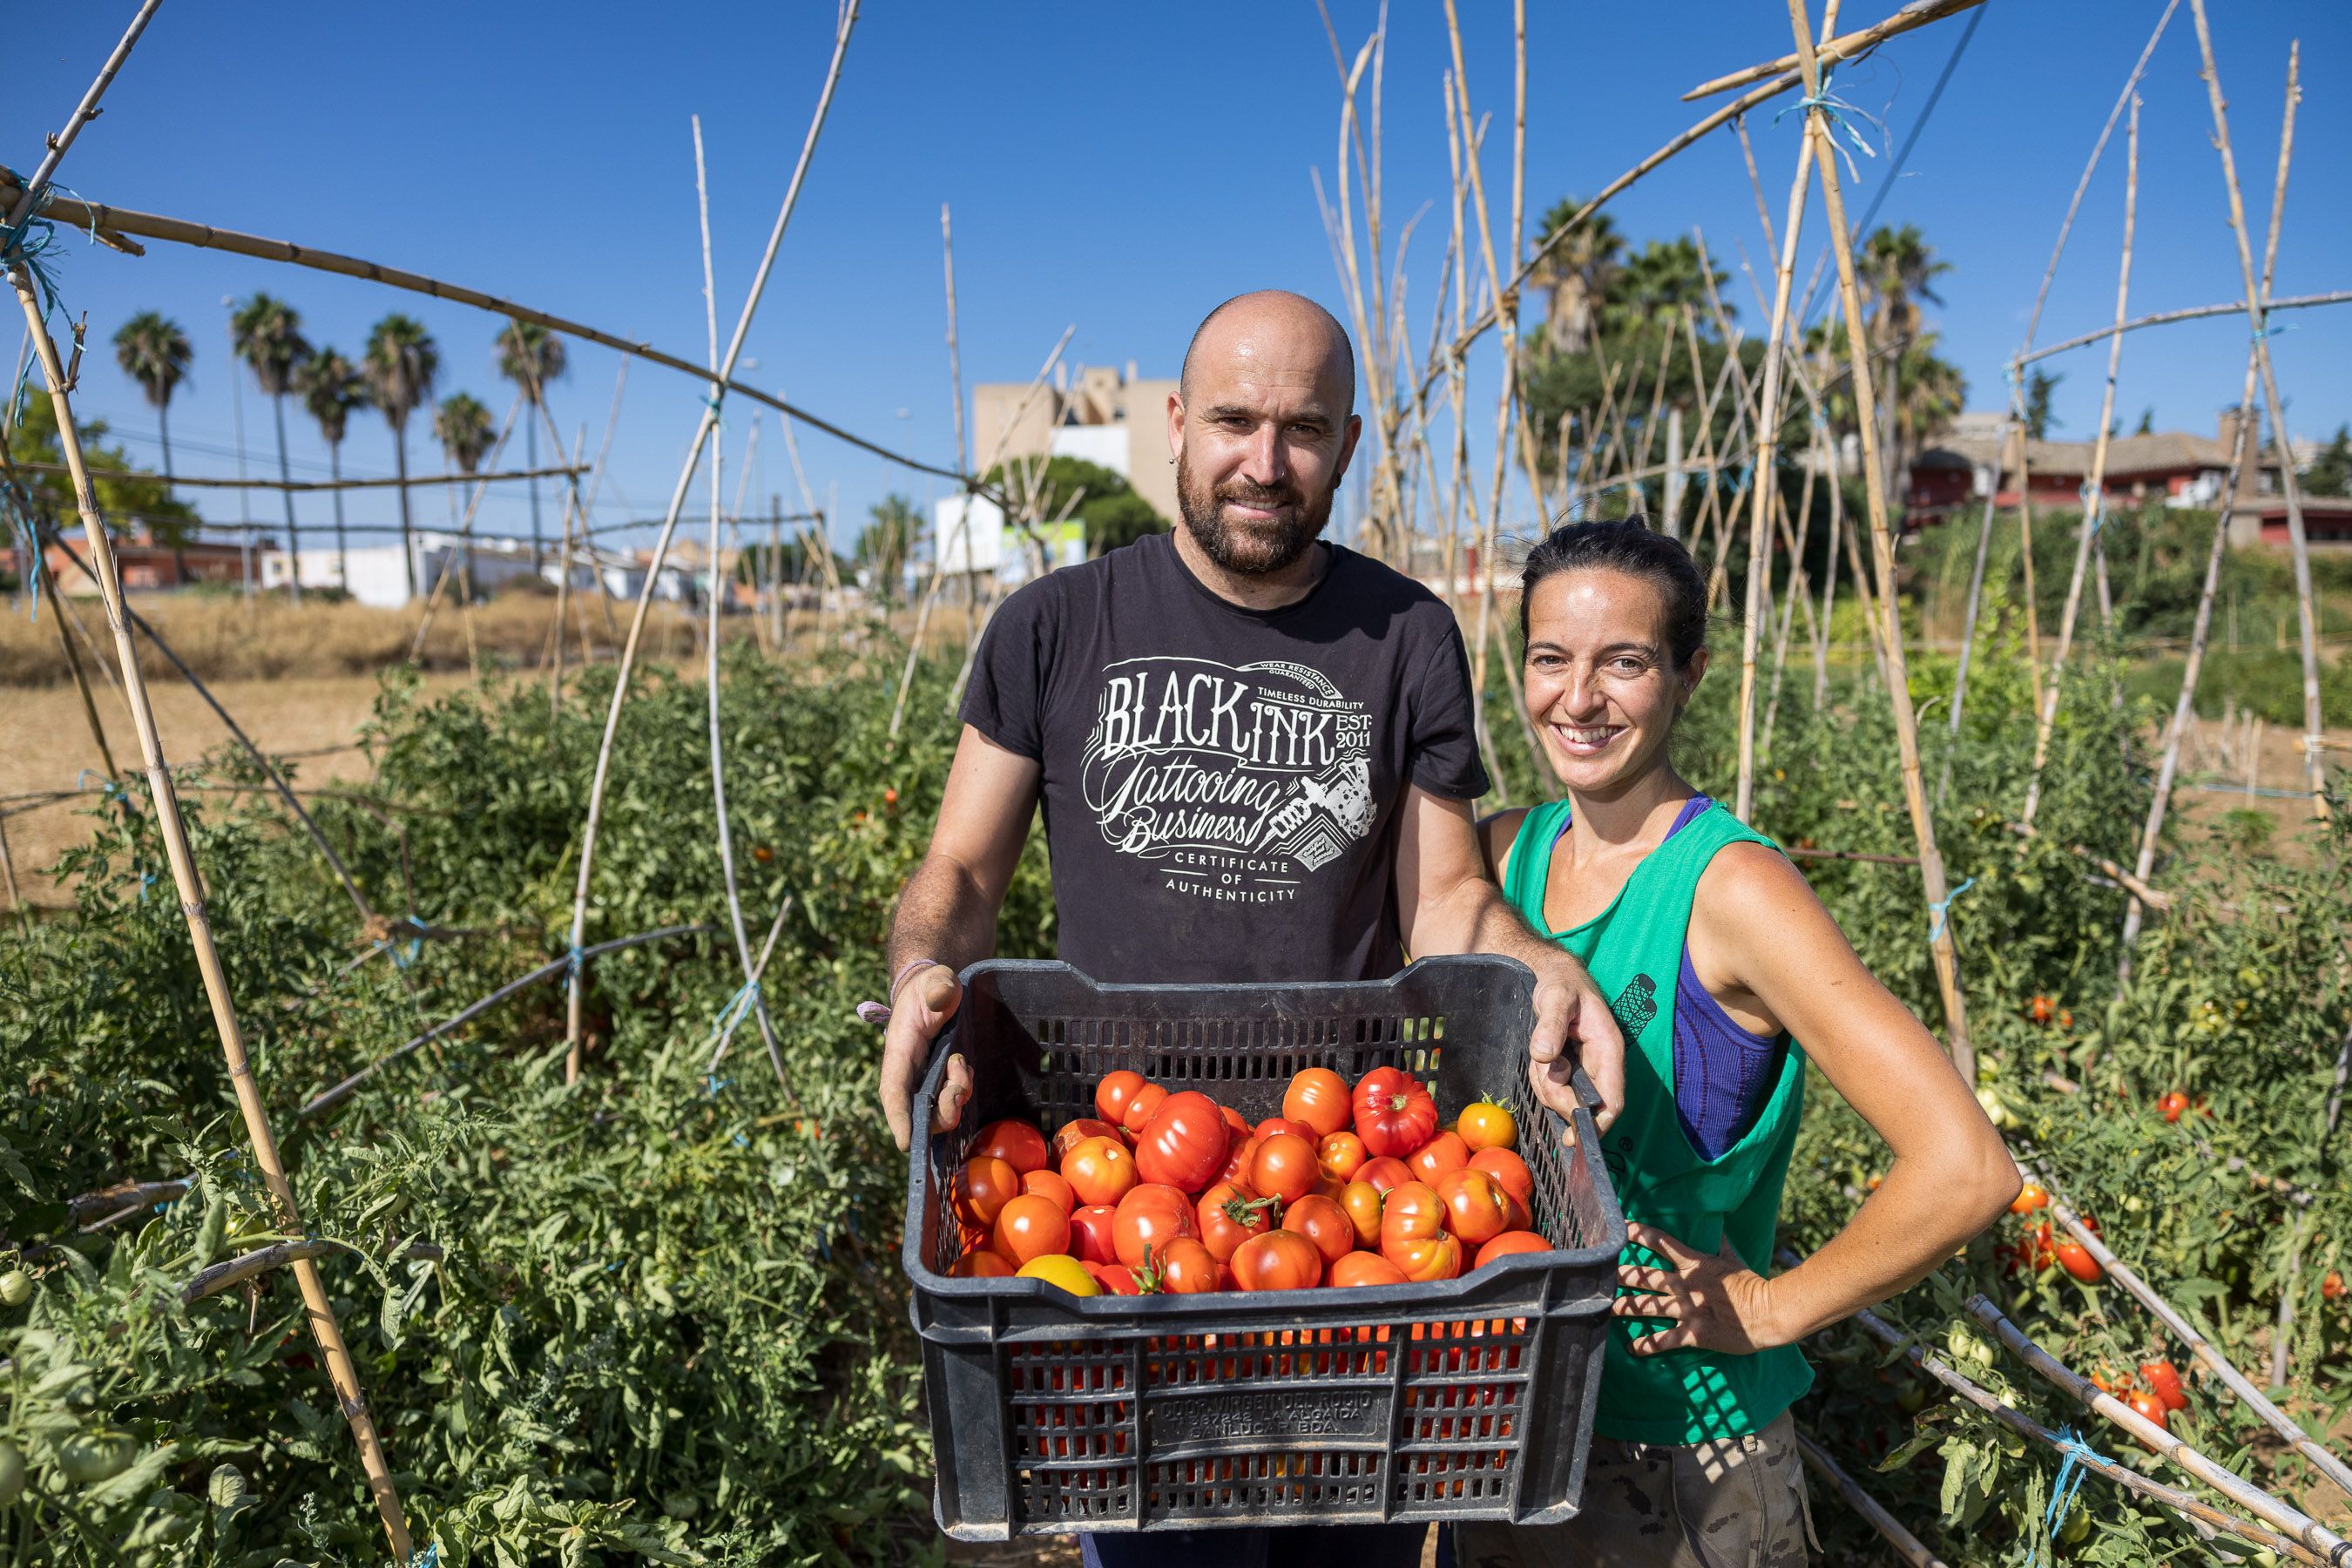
2058, 1505, 2092, 1545
207, 1463, 247, 1508
57, 1429, 137, 1486
0, 1269, 31, 1308
0, 1441, 23, 1506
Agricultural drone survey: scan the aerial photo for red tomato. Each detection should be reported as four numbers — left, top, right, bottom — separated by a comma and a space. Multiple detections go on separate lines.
1196, 1180, 1279, 1262
1409, 1131, 1472, 1184
1121, 1084, 1171, 1137
1285, 1194, 1355, 1267
1473, 1231, 1551, 1269
2122, 1389, 2169, 1432
950, 1249, 1014, 1278
991, 1193, 1071, 1266
1316, 1131, 1368, 1184
1061, 1136, 1138, 1208
2022, 1221, 2058, 1272
1338, 1180, 1384, 1248
1218, 1104, 1251, 1143
1133, 1091, 1231, 1193
952, 1155, 1022, 1230
1022, 1169, 1077, 1215
1085, 1260, 1144, 1296
1357, 1156, 1414, 1194
1051, 1118, 1124, 1162
2009, 1182, 2049, 1215
971, 1119, 1050, 1175
1380, 1181, 1450, 1253
1113, 1184, 1199, 1267
1435, 1168, 1510, 1247
1229, 1230, 1323, 1291
2055, 1238, 2103, 1284
1456, 1098, 1517, 1153
1387, 1233, 1463, 1283
1095, 1071, 1149, 1126
1255, 1116, 1315, 1143
1282, 1068, 1353, 1139
1251, 1133, 1319, 1206
1353, 1066, 1438, 1158
2029, 995, 2054, 1024
1069, 1205, 1121, 1265
2158, 1092, 2189, 1125
1469, 1147, 1534, 1206
1139, 1237, 1220, 1294
2324, 1270, 2346, 1301
2139, 1360, 2187, 1412
1217, 1132, 1262, 1187
1328, 1252, 1409, 1288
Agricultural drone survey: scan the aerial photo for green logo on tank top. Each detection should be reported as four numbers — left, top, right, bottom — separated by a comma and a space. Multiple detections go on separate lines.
1610, 973, 1659, 1038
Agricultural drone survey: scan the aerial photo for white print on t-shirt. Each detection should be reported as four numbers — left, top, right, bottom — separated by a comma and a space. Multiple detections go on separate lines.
1081, 655, 1375, 902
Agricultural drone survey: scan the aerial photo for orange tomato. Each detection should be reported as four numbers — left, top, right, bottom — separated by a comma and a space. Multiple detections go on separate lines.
1381, 1181, 1450, 1252
1387, 1233, 1463, 1283
1196, 1179, 1279, 1262
1255, 1116, 1315, 1143
1229, 1230, 1323, 1291
1434, 1168, 1510, 1247
952, 1155, 1022, 1229
2054, 1238, 2103, 1284
1144, 1237, 1221, 1295
1250, 1133, 1319, 1206
1473, 1230, 1551, 1268
1095, 1071, 1150, 1125
1069, 1204, 1121, 1265
1282, 1068, 1353, 1139
950, 1249, 1014, 1278
1021, 1168, 1076, 1214
1051, 1118, 1124, 1162
1316, 1130, 1368, 1184
1285, 1194, 1355, 1267
1218, 1103, 1252, 1143
2009, 1181, 2049, 1215
1328, 1252, 1409, 1288
990, 1193, 1071, 1266
1408, 1131, 1471, 1184
971, 1119, 1050, 1175
1338, 1180, 1385, 1248
1121, 1083, 1171, 1137
1061, 1136, 1138, 1208
1112, 1184, 1199, 1267
1456, 1098, 1517, 1153
1357, 1156, 1414, 1194
1469, 1147, 1534, 1206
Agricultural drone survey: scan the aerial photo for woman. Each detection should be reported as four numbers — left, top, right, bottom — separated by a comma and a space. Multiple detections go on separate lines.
1457, 521, 2017, 1566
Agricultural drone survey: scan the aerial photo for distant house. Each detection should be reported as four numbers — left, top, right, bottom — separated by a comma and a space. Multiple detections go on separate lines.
4, 525, 253, 594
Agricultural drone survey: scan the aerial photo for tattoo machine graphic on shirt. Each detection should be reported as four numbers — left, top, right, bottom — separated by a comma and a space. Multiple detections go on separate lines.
1082, 656, 1376, 901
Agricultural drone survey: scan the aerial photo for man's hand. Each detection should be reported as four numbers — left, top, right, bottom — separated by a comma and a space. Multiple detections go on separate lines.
1612, 1223, 1785, 1355
879, 964, 973, 1152
1524, 947, 1625, 1136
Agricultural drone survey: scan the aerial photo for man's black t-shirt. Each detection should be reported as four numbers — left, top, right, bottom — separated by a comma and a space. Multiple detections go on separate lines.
960, 531, 1488, 984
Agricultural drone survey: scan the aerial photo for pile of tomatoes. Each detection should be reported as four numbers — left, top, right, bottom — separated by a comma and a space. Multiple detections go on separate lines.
942, 1065, 1551, 1298
2001, 1182, 2105, 1284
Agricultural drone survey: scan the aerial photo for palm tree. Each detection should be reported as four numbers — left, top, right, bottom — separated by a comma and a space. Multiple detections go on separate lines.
857, 494, 919, 605
435, 392, 495, 604
1525, 197, 1623, 356
292, 348, 363, 592
1890, 335, 1967, 500
111, 310, 193, 582
363, 314, 439, 598
494, 319, 567, 570
229, 294, 314, 600
1601, 238, 1729, 336
1860, 224, 1950, 353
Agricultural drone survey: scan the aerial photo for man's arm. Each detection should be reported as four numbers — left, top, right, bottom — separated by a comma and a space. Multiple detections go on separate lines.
878, 725, 1042, 1151
1394, 786, 1626, 1132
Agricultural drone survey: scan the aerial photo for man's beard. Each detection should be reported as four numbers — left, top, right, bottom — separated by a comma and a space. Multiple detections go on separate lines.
1175, 451, 1335, 576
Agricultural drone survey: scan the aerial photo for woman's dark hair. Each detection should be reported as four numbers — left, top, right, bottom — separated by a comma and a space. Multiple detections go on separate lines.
1517, 517, 1715, 670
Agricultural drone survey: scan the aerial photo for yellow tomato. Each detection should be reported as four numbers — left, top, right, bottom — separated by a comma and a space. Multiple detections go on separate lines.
1015, 1254, 1101, 1297
1456, 1098, 1517, 1153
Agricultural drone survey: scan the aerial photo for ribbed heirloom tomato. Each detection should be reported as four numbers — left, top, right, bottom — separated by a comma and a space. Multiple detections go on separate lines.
1255, 1116, 1315, 1143
1387, 1233, 1463, 1282
1434, 1168, 1511, 1247
1353, 1066, 1438, 1158
1134, 1091, 1231, 1193
1282, 1068, 1353, 1138
952, 1155, 1022, 1229
971, 1119, 1050, 1175
1229, 1230, 1323, 1291
1051, 1118, 1125, 1162
1095, 1071, 1150, 1126
1381, 1181, 1450, 1251
1357, 1156, 1414, 1194
1113, 1184, 1199, 1267
991, 1194, 1071, 1266
1409, 1131, 1472, 1184
1196, 1180, 1278, 1261
1250, 1133, 1319, 1206
1061, 1136, 1138, 1208
1120, 1084, 1171, 1137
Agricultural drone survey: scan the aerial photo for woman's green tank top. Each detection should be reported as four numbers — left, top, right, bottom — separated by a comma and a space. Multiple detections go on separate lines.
1504, 798, 1813, 1445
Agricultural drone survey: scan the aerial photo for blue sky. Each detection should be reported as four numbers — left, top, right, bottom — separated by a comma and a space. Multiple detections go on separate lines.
16, 2, 2349, 558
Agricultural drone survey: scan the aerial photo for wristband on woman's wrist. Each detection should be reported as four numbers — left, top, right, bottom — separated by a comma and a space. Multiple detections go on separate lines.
855, 958, 947, 1026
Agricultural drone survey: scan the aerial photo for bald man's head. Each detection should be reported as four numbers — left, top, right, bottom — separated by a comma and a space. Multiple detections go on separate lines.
1179, 290, 1356, 414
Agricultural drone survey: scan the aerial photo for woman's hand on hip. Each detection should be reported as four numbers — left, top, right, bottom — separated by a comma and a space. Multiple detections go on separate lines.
1612, 1222, 1787, 1355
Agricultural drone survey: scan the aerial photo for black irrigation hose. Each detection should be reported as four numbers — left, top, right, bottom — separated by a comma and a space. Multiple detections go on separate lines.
299, 923, 717, 1119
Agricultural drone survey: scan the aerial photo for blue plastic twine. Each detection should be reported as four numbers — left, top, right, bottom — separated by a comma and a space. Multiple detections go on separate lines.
1774, 66, 1884, 179
2024, 1426, 2107, 1565
408, 1543, 442, 1568
1927, 875, 1975, 944
2254, 320, 2293, 341
707, 977, 760, 1047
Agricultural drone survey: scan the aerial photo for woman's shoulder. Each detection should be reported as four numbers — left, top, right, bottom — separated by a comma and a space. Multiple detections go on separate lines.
1691, 837, 1831, 950
1475, 806, 1535, 883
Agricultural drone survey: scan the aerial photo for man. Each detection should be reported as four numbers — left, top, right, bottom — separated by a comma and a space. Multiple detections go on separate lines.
876, 290, 1624, 1568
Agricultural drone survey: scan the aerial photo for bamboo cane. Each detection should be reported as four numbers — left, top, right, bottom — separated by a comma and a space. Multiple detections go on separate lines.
0, 0, 163, 234
1683, 0, 1984, 99
2020, 93, 2140, 828
1793, 1429, 1948, 1567
2272, 1212, 2305, 1396
32, 535, 120, 780
565, 5, 858, 1083
939, 203, 973, 657
2022, 288, 2348, 368
1966, 1294, 2351, 1561
10, 461, 586, 492
2031, 1178, 2352, 1498
2188, 1, 2328, 821
1790, 0, 1972, 1079
1761, 471, 1816, 757
0, 816, 21, 935
10, 253, 415, 1568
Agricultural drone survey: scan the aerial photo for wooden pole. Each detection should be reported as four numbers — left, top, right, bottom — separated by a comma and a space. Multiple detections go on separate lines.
1793, 1429, 1949, 1567
10, 460, 590, 492
2188, 2, 2329, 821
2022, 95, 2140, 828
32, 539, 121, 780
1788, 0, 1972, 1078
1682, 0, 1984, 99
566, 3, 859, 1081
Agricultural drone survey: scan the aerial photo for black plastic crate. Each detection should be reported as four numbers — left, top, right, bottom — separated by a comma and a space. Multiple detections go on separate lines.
902, 956, 1625, 1539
